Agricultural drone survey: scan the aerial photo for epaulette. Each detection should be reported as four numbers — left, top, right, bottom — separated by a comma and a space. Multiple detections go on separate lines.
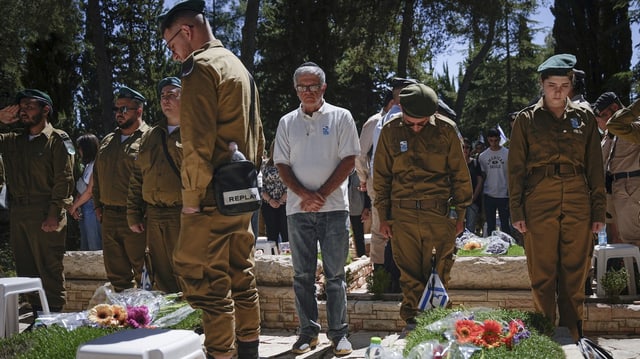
53, 130, 76, 155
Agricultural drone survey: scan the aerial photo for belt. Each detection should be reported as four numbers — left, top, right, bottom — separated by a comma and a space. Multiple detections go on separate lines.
103, 205, 127, 211
393, 199, 447, 210
530, 164, 583, 177
611, 170, 640, 181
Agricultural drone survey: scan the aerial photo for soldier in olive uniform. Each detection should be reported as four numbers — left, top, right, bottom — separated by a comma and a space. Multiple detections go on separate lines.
508, 54, 606, 341
373, 83, 472, 326
0, 90, 75, 312
93, 86, 150, 292
127, 77, 183, 294
159, 1, 265, 358
608, 100, 640, 143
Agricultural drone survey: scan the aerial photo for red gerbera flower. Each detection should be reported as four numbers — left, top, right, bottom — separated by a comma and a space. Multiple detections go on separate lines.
479, 320, 504, 349
455, 319, 483, 344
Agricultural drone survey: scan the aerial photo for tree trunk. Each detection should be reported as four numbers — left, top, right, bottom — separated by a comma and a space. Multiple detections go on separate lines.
455, 20, 496, 123
397, 0, 415, 77
87, 0, 113, 134
241, 0, 260, 73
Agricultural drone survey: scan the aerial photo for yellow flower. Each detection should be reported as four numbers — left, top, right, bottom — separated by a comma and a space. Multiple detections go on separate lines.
88, 304, 117, 326
112, 305, 128, 326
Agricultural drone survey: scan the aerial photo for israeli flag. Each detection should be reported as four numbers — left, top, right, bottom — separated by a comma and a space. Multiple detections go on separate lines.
497, 124, 508, 146
418, 270, 450, 310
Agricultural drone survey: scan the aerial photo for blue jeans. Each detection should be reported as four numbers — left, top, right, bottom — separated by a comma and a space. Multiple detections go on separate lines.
79, 198, 102, 250
464, 203, 480, 233
288, 211, 349, 340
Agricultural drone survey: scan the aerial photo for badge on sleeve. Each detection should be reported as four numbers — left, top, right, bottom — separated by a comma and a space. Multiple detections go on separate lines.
400, 140, 408, 152
59, 132, 76, 155
570, 118, 581, 129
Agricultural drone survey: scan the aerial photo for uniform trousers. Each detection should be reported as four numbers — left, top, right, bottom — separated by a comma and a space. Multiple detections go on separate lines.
523, 175, 592, 341
9, 203, 67, 309
145, 206, 181, 294
366, 178, 386, 265
611, 176, 640, 246
390, 205, 455, 322
101, 208, 146, 292
174, 208, 260, 358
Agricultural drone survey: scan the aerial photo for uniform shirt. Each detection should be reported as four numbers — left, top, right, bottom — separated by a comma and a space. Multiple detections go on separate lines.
373, 113, 472, 220
127, 119, 182, 226
273, 101, 360, 215
607, 136, 640, 174
180, 40, 265, 209
93, 122, 150, 208
0, 123, 74, 218
607, 98, 640, 144
508, 97, 606, 223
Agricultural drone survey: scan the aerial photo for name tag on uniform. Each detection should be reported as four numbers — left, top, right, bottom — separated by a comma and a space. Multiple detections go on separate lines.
400, 140, 408, 152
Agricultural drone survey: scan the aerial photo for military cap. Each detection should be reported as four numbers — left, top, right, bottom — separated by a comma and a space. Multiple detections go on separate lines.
158, 0, 205, 32
593, 92, 621, 116
537, 54, 576, 76
157, 77, 182, 96
116, 86, 146, 103
399, 83, 438, 118
16, 89, 53, 109
391, 77, 418, 89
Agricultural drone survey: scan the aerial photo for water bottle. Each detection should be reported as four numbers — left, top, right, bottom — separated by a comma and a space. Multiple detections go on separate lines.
229, 141, 247, 161
365, 336, 385, 359
598, 225, 608, 246
448, 205, 458, 220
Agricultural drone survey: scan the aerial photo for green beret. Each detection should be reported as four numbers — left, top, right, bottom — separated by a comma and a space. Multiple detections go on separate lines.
391, 77, 418, 89
16, 89, 53, 109
157, 77, 182, 96
399, 84, 438, 118
116, 86, 146, 103
537, 54, 576, 76
158, 0, 205, 32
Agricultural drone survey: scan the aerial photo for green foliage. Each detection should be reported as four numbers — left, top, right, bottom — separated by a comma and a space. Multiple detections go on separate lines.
456, 245, 525, 257
366, 268, 391, 299
600, 267, 629, 297
405, 308, 560, 359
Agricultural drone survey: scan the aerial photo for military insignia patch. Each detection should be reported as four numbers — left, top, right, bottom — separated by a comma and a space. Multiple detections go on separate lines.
570, 117, 581, 129
400, 140, 408, 152
59, 132, 76, 155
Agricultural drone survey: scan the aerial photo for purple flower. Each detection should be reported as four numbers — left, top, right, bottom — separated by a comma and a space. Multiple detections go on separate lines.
126, 305, 150, 328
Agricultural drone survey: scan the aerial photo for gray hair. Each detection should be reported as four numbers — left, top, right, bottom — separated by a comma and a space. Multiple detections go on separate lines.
293, 62, 326, 85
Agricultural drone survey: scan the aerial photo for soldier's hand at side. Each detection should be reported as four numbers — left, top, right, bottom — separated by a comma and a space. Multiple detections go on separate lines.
0, 105, 19, 124
513, 220, 527, 234
592, 221, 605, 234
41, 216, 60, 232
130, 223, 145, 233
361, 208, 371, 222
379, 220, 393, 239
182, 206, 200, 214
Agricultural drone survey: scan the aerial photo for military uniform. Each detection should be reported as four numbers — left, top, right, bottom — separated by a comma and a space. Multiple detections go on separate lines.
174, 40, 265, 357
509, 94, 606, 340
93, 122, 150, 291
127, 117, 182, 293
604, 99, 640, 246
0, 122, 75, 310
373, 86, 472, 322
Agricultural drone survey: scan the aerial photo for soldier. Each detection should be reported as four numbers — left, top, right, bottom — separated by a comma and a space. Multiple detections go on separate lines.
608, 99, 640, 143
373, 83, 472, 329
159, 1, 265, 358
508, 54, 606, 341
127, 77, 183, 293
0, 90, 75, 314
93, 86, 150, 292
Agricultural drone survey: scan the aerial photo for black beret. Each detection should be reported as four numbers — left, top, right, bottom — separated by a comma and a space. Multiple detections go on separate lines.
399, 84, 438, 118
158, 0, 205, 32
157, 77, 182, 96
116, 86, 146, 103
593, 92, 620, 116
537, 54, 576, 76
391, 77, 418, 89
16, 89, 53, 109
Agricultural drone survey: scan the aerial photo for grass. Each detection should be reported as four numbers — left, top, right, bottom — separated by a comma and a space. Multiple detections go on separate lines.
405, 307, 562, 359
457, 244, 525, 257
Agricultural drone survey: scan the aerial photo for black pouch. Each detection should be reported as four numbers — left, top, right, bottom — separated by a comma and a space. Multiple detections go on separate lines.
213, 160, 261, 216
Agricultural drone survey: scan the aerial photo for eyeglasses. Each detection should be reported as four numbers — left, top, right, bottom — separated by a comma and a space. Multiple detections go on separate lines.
403, 119, 429, 129
295, 84, 322, 93
112, 106, 138, 114
160, 93, 180, 102
164, 25, 194, 50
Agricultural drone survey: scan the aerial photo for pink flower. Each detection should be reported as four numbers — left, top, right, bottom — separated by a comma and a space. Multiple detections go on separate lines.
126, 305, 150, 328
